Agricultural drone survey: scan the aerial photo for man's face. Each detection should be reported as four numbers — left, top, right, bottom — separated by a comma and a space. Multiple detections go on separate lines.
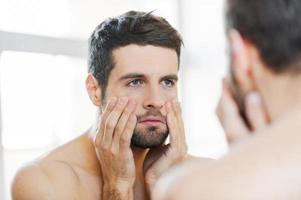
104, 44, 179, 148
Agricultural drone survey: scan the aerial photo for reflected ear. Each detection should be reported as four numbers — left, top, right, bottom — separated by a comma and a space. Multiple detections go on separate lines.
229, 29, 254, 91
85, 73, 102, 107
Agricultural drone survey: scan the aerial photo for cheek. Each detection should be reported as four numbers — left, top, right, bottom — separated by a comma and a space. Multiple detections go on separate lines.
170, 89, 178, 99
161, 89, 177, 115
122, 91, 144, 114
164, 87, 178, 101
106, 85, 141, 98
122, 90, 144, 106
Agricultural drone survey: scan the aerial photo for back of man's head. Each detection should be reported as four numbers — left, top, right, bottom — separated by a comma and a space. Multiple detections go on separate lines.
88, 11, 183, 99
226, 0, 301, 74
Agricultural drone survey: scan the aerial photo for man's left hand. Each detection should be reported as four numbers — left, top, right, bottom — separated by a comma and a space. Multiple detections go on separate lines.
143, 100, 188, 195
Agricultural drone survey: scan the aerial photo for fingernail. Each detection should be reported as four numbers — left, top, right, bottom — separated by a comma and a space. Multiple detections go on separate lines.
246, 92, 261, 107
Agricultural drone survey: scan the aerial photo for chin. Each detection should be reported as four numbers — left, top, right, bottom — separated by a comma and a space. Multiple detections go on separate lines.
130, 126, 169, 148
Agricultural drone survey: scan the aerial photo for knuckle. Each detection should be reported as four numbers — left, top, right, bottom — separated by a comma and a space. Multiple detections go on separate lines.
106, 120, 115, 130
111, 147, 119, 156
120, 134, 128, 143
102, 143, 111, 151
120, 135, 130, 145
114, 125, 122, 134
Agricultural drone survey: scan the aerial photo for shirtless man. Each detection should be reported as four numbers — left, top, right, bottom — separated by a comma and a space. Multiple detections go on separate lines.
153, 0, 301, 199
11, 11, 189, 200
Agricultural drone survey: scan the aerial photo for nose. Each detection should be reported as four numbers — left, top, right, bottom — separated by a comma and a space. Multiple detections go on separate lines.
143, 85, 165, 110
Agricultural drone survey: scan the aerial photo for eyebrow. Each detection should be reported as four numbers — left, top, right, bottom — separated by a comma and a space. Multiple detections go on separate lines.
118, 73, 146, 81
160, 74, 178, 82
118, 73, 178, 82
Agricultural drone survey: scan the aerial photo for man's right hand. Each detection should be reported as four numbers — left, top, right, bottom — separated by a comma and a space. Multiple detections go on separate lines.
94, 97, 137, 200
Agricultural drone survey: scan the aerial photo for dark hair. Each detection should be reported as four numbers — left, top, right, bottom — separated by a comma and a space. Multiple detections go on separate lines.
226, 0, 301, 73
88, 11, 183, 99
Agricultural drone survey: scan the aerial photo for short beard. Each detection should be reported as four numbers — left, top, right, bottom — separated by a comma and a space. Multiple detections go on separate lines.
100, 96, 168, 148
131, 126, 169, 148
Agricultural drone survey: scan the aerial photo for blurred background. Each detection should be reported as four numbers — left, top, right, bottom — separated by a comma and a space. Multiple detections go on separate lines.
0, 0, 228, 199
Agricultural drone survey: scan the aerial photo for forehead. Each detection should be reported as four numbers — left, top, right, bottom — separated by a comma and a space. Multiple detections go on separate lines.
111, 44, 179, 77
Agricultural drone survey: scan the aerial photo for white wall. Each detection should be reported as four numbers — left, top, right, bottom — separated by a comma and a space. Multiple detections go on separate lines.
180, 0, 228, 157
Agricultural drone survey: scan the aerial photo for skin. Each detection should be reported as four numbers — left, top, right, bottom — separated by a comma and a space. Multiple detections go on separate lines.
10, 44, 192, 200
152, 30, 301, 199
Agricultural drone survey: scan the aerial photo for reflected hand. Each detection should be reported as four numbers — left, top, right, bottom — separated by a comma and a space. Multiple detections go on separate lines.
216, 80, 269, 145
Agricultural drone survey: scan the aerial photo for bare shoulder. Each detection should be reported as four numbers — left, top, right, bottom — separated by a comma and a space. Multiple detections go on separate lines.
11, 159, 81, 200
11, 134, 95, 200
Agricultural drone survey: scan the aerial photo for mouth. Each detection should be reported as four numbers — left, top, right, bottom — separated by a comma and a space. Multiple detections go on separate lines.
139, 117, 165, 126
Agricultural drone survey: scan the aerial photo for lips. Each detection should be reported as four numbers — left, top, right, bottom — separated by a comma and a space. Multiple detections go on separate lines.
139, 116, 165, 125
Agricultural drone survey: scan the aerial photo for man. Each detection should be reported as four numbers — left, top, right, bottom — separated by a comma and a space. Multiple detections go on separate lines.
11, 11, 190, 200
153, 0, 301, 199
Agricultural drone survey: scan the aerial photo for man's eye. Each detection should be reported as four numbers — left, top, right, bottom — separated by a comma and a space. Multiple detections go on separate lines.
162, 79, 175, 87
128, 79, 144, 87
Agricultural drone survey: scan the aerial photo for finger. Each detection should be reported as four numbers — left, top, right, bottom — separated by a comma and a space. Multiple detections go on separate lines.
171, 100, 186, 145
172, 100, 182, 126
216, 81, 249, 144
245, 91, 268, 131
103, 97, 128, 146
94, 97, 117, 147
111, 99, 137, 151
166, 101, 179, 146
120, 113, 137, 150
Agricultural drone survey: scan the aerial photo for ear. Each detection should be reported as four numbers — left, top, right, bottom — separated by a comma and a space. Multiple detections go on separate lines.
86, 73, 102, 107
228, 29, 255, 92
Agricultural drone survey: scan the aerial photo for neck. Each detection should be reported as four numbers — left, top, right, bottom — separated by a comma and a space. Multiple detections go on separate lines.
260, 72, 301, 121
